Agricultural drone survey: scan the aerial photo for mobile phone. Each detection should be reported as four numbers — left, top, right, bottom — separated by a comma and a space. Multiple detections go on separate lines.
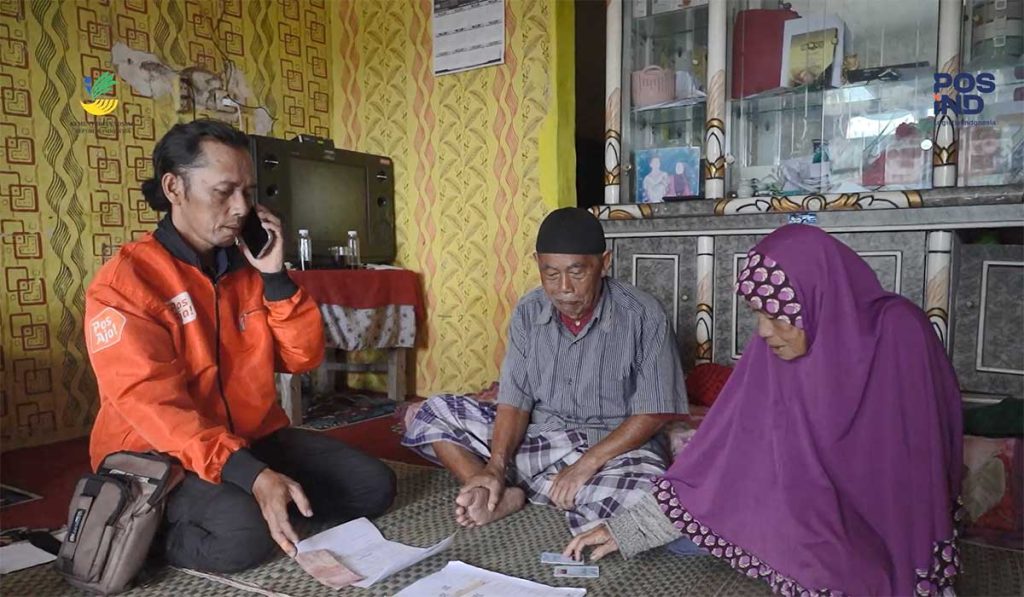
241, 209, 271, 258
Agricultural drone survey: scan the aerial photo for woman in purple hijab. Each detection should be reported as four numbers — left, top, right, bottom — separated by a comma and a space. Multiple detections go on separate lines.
564, 225, 964, 596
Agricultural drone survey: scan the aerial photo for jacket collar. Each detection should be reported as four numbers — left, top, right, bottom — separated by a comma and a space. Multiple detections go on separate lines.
154, 213, 247, 280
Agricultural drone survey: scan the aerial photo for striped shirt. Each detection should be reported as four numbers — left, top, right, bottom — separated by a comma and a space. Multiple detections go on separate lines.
497, 277, 687, 448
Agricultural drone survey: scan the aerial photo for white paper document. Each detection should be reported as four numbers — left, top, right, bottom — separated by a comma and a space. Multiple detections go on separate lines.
395, 560, 587, 596
0, 541, 56, 575
0, 530, 65, 575
295, 518, 453, 588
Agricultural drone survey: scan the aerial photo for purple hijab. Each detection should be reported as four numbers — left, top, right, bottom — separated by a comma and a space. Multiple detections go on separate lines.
658, 225, 963, 595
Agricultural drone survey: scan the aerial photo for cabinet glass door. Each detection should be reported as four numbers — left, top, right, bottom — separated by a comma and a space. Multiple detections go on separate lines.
727, 0, 939, 197
957, 0, 1024, 188
622, 0, 709, 204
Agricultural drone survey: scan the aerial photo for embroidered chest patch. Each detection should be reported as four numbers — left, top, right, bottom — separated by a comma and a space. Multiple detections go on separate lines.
87, 307, 127, 353
167, 291, 197, 325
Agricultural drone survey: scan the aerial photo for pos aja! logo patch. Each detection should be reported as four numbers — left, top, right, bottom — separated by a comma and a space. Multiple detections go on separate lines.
167, 292, 197, 325
87, 307, 127, 354
81, 71, 119, 116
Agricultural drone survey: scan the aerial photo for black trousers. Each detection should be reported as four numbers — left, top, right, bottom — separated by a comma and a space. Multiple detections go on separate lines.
160, 428, 396, 573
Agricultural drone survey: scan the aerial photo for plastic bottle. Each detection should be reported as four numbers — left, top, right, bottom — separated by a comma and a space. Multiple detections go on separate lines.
347, 230, 361, 268
298, 229, 312, 271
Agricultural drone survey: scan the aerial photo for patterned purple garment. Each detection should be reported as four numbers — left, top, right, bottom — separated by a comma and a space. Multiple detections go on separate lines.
659, 225, 964, 596
736, 250, 804, 329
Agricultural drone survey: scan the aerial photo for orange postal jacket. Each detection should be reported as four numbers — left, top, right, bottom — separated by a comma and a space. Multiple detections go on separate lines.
85, 216, 324, 489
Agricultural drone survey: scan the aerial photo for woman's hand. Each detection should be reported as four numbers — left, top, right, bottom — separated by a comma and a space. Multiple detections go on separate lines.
562, 523, 619, 562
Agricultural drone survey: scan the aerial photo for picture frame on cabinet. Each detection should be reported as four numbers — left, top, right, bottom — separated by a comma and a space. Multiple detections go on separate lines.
636, 146, 701, 203
780, 14, 849, 89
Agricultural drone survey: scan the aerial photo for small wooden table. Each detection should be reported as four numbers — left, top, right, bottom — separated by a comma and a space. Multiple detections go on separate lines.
276, 268, 423, 424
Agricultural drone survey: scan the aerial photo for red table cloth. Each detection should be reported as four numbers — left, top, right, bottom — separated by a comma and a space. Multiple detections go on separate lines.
289, 268, 423, 350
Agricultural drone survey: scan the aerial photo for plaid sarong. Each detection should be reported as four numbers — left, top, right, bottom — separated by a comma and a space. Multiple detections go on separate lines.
402, 394, 667, 534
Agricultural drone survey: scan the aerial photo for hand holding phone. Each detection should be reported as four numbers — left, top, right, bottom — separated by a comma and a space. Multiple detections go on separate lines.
241, 208, 271, 258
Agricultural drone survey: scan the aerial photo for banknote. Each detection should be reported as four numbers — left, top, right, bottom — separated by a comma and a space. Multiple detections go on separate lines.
295, 549, 364, 589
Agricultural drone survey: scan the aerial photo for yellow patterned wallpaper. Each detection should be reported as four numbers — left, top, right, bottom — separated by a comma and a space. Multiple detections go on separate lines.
1, 0, 574, 450
1, 0, 333, 450
330, 0, 575, 397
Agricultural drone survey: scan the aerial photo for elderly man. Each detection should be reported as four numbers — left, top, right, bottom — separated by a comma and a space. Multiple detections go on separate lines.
403, 208, 686, 534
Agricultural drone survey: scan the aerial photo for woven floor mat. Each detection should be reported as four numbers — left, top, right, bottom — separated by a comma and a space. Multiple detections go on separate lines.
2, 461, 1020, 596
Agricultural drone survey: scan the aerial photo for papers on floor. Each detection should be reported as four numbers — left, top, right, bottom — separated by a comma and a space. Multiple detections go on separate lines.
295, 517, 453, 588
0, 541, 55, 575
395, 561, 587, 596
0, 530, 65, 575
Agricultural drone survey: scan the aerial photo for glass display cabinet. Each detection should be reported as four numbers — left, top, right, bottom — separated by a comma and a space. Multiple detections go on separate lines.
611, 0, 1023, 202
727, 0, 940, 197
597, 0, 1023, 405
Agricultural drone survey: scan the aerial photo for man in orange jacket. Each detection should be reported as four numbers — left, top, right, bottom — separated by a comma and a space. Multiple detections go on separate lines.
85, 120, 396, 573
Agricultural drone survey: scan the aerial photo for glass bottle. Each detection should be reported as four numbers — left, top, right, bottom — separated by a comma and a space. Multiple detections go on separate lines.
298, 229, 312, 271
347, 230, 361, 268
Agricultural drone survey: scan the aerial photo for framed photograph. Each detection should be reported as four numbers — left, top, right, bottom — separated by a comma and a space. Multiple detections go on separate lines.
780, 15, 848, 89
635, 146, 701, 203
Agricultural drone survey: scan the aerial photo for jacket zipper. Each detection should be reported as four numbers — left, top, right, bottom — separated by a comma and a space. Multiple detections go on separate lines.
212, 279, 236, 433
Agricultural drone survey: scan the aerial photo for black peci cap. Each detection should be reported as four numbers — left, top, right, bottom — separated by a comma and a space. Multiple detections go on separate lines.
535, 208, 606, 255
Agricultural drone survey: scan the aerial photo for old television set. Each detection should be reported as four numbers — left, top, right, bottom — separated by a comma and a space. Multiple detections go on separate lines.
249, 134, 396, 265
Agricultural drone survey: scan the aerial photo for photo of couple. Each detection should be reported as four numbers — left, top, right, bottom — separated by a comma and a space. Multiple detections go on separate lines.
635, 146, 701, 203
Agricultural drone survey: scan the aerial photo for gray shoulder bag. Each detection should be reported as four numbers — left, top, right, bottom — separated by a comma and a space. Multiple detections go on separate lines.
54, 451, 183, 595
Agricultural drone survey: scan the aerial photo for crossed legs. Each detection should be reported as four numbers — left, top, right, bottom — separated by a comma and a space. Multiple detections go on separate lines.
431, 441, 526, 528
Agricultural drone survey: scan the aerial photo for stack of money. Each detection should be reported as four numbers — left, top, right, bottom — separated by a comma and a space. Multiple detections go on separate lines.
295, 549, 365, 589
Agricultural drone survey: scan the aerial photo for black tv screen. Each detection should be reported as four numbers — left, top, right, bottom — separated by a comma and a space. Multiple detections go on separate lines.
249, 134, 396, 265
289, 157, 367, 247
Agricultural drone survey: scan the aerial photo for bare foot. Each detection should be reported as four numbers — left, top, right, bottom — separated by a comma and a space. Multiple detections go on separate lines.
454, 487, 526, 528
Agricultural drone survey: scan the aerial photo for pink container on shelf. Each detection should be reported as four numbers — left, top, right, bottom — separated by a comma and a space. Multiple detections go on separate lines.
631, 66, 675, 107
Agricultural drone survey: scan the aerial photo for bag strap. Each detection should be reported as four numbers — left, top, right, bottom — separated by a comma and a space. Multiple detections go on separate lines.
55, 485, 101, 569
26, 531, 62, 556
